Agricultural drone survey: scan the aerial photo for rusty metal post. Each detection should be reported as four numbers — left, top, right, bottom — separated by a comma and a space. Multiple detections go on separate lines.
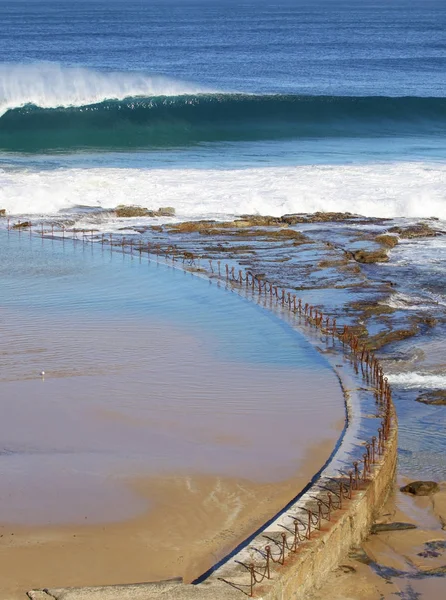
265, 546, 271, 579
249, 564, 255, 597
280, 533, 286, 565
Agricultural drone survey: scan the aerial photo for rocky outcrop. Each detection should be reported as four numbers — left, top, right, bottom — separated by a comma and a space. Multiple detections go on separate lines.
388, 222, 440, 239
400, 481, 440, 496
12, 221, 31, 229
353, 249, 389, 263
115, 205, 176, 218
375, 234, 399, 248
416, 390, 446, 405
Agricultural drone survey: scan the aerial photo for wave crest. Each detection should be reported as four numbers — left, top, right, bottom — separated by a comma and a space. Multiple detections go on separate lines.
0, 62, 212, 115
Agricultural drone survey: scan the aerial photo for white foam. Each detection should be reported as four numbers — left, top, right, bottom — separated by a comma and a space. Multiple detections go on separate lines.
0, 63, 212, 116
384, 292, 433, 311
387, 372, 446, 389
1, 161, 446, 220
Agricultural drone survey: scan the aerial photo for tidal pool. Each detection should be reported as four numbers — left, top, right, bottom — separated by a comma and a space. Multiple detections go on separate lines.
0, 230, 347, 591
0, 231, 346, 522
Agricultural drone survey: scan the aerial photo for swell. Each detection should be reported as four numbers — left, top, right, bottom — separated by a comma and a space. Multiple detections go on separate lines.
1, 94, 446, 152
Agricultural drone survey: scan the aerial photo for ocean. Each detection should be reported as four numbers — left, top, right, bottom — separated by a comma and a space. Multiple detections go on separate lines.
1, 0, 446, 218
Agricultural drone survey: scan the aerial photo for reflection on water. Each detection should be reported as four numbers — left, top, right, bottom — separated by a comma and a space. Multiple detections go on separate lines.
0, 231, 344, 525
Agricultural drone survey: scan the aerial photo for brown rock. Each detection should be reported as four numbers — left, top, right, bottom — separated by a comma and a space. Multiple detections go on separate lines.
416, 391, 446, 406
238, 215, 282, 226
388, 222, 440, 239
400, 481, 440, 496
0, 209, 6, 217
280, 211, 360, 225
369, 326, 418, 350
12, 221, 31, 229
115, 205, 152, 218
353, 249, 389, 263
157, 207, 175, 217
375, 234, 399, 248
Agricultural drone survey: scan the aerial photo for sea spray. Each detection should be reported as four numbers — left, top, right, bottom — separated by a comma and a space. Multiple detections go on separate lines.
0, 63, 213, 117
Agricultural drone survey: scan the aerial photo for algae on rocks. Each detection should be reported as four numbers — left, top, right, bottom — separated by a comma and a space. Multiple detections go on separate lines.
416, 390, 446, 406
353, 249, 389, 264
375, 234, 399, 248
388, 222, 440, 239
115, 205, 176, 218
115, 205, 152, 217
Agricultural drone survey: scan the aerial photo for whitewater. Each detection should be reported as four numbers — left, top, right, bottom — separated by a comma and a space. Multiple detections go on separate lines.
1, 161, 446, 220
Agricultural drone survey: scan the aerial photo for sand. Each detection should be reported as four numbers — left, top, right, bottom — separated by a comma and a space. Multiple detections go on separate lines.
311, 480, 446, 600
0, 438, 336, 599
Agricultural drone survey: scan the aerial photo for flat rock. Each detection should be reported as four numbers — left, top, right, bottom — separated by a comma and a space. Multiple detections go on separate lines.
400, 481, 440, 496
416, 390, 446, 406
388, 222, 440, 239
353, 249, 389, 264
371, 522, 417, 534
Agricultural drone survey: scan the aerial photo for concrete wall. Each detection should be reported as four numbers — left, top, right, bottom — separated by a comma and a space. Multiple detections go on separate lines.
261, 420, 398, 599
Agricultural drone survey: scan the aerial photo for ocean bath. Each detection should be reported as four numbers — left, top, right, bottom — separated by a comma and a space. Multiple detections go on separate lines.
0, 230, 345, 594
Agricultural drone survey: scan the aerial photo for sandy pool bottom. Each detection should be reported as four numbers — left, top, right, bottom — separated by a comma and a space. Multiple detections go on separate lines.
0, 234, 345, 597
0, 313, 343, 598
0, 451, 340, 599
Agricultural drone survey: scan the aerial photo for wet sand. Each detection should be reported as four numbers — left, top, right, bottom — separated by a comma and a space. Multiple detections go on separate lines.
311, 479, 446, 600
0, 439, 336, 599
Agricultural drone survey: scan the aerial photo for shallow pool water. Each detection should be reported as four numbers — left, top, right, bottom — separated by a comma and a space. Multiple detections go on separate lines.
0, 231, 344, 525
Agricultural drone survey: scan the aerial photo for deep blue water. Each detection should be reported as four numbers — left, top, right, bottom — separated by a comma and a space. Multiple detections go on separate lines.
0, 0, 445, 216
2, 0, 445, 96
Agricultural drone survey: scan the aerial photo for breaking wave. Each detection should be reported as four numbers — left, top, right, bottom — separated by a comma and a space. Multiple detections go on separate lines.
1, 64, 446, 151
